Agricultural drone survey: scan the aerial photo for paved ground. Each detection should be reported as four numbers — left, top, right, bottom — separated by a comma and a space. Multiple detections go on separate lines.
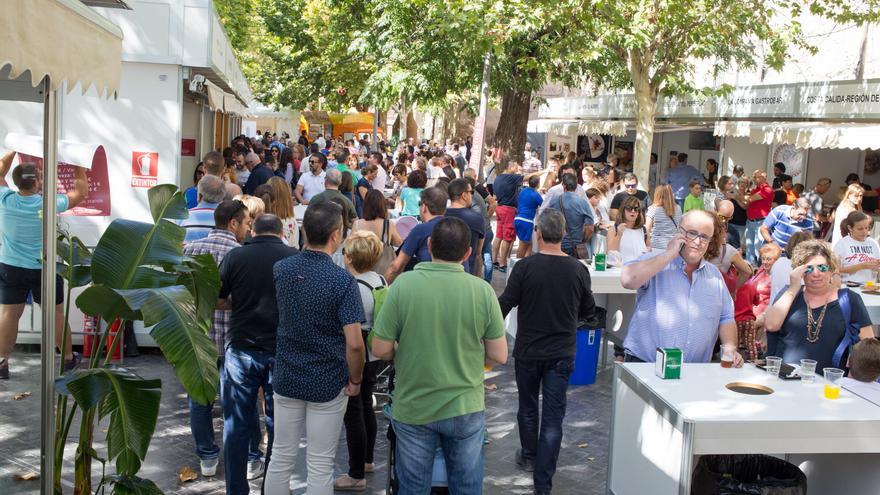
0, 272, 615, 494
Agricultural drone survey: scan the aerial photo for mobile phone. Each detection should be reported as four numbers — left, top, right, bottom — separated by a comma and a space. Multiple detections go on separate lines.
756, 362, 799, 379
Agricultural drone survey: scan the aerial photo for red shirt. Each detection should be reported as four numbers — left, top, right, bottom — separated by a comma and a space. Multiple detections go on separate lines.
734, 283, 760, 321
747, 183, 773, 219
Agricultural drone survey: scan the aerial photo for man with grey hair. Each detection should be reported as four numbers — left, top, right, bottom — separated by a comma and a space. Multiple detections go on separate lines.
308, 168, 356, 226
760, 196, 815, 251
802, 177, 831, 232
243, 151, 274, 195
202, 151, 242, 199
498, 208, 596, 495
180, 174, 228, 244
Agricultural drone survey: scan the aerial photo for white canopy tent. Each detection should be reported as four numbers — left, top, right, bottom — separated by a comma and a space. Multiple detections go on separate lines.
714, 121, 880, 150
0, 1, 122, 490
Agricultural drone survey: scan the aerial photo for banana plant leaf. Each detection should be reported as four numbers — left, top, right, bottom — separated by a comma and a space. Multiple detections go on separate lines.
57, 234, 93, 288
147, 183, 188, 223
65, 368, 161, 476
108, 475, 164, 495
115, 285, 218, 405
178, 254, 221, 327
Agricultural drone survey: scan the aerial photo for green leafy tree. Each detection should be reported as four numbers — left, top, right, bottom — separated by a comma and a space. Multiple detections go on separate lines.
582, 0, 880, 186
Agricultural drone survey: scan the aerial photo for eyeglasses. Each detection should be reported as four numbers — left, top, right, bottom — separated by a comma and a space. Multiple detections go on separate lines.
804, 263, 830, 275
623, 206, 639, 212
679, 227, 712, 244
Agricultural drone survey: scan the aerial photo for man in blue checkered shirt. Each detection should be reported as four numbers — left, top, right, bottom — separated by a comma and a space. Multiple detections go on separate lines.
182, 199, 253, 477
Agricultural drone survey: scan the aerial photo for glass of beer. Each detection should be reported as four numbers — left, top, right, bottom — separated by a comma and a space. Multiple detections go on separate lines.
823, 367, 844, 399
720, 344, 736, 368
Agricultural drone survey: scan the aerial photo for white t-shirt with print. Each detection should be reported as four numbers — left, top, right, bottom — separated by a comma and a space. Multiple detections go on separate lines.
833, 235, 880, 283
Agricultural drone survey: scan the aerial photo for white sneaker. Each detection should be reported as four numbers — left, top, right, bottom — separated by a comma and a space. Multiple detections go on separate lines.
200, 458, 219, 477
247, 458, 264, 480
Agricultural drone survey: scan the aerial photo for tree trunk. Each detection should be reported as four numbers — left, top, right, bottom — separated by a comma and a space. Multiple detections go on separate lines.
629, 52, 659, 189
398, 93, 408, 141
494, 89, 532, 171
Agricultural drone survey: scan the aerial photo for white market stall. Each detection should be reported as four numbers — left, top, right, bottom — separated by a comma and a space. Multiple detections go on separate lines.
1, 0, 254, 348
0, 0, 123, 490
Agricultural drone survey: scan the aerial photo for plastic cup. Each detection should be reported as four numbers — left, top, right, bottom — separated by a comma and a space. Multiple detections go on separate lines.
765, 356, 782, 377
720, 344, 736, 368
823, 367, 844, 399
800, 359, 817, 384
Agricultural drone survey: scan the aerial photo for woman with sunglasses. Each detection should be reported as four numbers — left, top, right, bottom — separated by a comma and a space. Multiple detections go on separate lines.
764, 240, 874, 370
606, 196, 647, 264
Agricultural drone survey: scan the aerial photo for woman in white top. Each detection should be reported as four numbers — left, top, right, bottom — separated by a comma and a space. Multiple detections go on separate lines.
833, 210, 880, 283
831, 183, 864, 246
265, 177, 299, 247
606, 195, 647, 263
645, 184, 682, 251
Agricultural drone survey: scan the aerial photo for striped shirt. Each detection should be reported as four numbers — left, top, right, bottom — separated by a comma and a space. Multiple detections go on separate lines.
623, 251, 735, 363
646, 204, 682, 251
183, 229, 241, 355
178, 201, 219, 244
762, 205, 814, 250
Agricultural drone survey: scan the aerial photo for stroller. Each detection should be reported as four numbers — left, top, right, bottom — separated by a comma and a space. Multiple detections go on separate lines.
383, 367, 449, 495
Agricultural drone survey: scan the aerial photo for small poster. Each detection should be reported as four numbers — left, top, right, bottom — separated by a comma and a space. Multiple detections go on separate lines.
17, 150, 112, 216
131, 151, 158, 188
181, 138, 196, 157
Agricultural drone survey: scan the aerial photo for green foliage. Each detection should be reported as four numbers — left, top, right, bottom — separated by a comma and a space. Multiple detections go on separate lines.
108, 475, 164, 495
64, 368, 162, 476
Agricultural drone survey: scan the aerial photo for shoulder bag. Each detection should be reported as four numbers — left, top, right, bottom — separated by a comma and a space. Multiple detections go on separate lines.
373, 218, 397, 276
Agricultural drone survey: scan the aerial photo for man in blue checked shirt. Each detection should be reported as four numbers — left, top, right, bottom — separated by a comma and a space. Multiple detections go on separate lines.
620, 210, 745, 366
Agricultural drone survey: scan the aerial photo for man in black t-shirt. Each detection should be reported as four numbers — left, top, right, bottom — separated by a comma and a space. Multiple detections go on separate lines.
445, 178, 485, 275
218, 215, 299, 491
498, 209, 596, 495
609, 173, 648, 222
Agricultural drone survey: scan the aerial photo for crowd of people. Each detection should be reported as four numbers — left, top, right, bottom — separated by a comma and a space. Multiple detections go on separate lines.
1, 126, 879, 495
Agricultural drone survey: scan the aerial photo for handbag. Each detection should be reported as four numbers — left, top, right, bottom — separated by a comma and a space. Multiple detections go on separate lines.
559, 193, 591, 259
373, 218, 397, 275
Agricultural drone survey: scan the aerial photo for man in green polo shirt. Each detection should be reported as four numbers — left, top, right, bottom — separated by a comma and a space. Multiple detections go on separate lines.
372, 217, 507, 494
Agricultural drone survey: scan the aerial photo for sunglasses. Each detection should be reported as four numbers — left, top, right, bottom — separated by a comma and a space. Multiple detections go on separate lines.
624, 206, 640, 212
804, 263, 830, 275
309, 159, 322, 164
717, 213, 730, 221
625, 184, 637, 189
679, 227, 711, 243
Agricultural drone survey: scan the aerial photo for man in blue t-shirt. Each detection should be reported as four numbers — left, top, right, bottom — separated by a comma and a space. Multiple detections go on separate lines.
663, 153, 703, 211
760, 197, 814, 251
545, 174, 595, 258
0, 151, 88, 379
385, 187, 448, 282
445, 178, 485, 275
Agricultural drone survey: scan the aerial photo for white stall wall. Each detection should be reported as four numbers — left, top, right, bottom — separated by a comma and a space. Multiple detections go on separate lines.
807, 148, 863, 203
723, 137, 770, 176
657, 130, 719, 180
181, 98, 201, 190
546, 129, 576, 160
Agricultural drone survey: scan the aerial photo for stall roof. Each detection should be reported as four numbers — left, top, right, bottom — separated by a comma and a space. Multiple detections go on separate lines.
1, 0, 123, 97
529, 119, 628, 137
714, 121, 880, 150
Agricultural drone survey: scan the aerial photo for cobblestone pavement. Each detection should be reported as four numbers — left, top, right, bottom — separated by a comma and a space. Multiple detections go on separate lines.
1, 273, 614, 494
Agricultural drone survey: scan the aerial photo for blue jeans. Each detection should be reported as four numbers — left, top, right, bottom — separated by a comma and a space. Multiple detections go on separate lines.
482, 227, 494, 282
515, 358, 574, 491
675, 198, 685, 213
745, 219, 764, 265
392, 410, 485, 494
189, 356, 263, 461
222, 347, 275, 495
729, 223, 746, 251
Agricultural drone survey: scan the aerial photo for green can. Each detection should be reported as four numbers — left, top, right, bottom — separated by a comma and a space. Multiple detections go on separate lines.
594, 252, 606, 271
655, 347, 682, 379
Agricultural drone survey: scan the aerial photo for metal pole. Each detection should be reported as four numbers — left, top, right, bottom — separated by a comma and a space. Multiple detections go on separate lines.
40, 76, 58, 495
476, 52, 491, 182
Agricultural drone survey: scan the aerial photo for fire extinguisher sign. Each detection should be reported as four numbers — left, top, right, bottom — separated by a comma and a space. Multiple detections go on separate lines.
131, 151, 159, 188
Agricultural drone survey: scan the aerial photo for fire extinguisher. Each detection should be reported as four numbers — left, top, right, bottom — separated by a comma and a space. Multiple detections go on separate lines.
106, 318, 123, 362
82, 314, 100, 358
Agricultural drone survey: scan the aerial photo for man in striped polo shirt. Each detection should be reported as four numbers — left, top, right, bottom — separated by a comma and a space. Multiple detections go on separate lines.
179, 174, 227, 244
620, 210, 744, 365
760, 197, 814, 252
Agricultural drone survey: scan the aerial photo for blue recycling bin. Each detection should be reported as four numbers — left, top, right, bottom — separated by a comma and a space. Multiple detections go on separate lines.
570, 327, 602, 386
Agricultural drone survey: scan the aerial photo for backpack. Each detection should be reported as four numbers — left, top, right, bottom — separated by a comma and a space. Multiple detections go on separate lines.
832, 288, 863, 371
358, 276, 388, 361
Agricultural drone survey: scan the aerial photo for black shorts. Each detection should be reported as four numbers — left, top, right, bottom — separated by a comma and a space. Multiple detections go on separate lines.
0, 263, 64, 305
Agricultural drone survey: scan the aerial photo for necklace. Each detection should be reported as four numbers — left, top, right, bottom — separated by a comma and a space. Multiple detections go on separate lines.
805, 293, 829, 343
